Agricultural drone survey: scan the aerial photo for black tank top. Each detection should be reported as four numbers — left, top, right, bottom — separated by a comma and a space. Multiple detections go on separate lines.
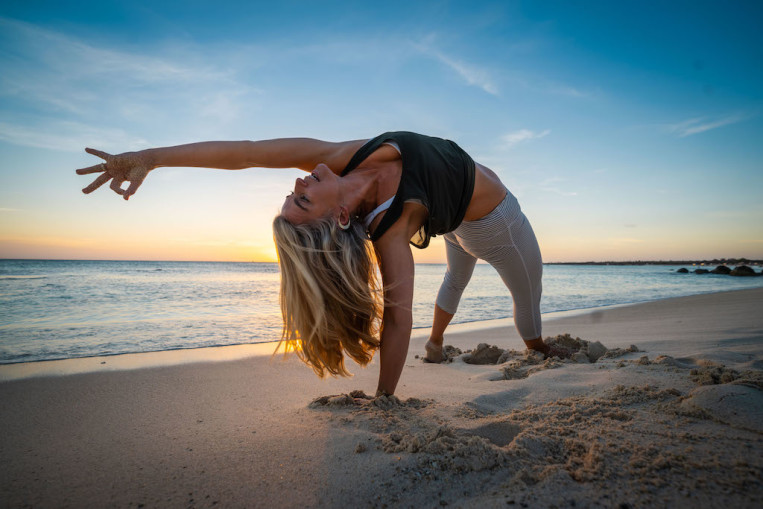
341, 131, 475, 249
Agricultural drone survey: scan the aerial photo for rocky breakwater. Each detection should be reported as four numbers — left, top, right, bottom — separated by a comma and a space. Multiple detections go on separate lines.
676, 265, 761, 276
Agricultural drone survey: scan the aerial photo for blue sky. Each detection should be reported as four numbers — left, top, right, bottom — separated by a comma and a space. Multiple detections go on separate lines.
1, 0, 761, 262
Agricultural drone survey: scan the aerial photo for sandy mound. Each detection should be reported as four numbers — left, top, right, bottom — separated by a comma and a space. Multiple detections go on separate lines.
690, 364, 763, 389
458, 334, 644, 381
309, 390, 428, 410
462, 334, 636, 367
418, 344, 463, 363
311, 392, 508, 473
500, 352, 563, 380
462, 343, 506, 364
545, 333, 609, 361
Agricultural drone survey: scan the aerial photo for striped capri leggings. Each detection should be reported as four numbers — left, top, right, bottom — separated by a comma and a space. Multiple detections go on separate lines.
436, 189, 543, 340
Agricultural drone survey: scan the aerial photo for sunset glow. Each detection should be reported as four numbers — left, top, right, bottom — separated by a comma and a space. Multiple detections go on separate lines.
1, 1, 761, 263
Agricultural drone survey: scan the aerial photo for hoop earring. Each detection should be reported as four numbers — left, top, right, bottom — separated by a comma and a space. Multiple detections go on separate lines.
338, 218, 351, 230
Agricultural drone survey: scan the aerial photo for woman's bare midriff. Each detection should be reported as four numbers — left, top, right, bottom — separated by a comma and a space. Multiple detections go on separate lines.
462, 162, 508, 221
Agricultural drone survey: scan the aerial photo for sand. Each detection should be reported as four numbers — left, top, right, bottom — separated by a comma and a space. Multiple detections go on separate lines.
1, 288, 762, 508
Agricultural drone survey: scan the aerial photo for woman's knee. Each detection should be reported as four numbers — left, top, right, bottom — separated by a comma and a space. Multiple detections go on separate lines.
436, 270, 470, 313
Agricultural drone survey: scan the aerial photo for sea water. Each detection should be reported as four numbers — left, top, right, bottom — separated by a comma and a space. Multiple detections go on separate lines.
1, 259, 762, 364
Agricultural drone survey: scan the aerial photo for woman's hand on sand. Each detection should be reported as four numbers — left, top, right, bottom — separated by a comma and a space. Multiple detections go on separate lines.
76, 148, 155, 200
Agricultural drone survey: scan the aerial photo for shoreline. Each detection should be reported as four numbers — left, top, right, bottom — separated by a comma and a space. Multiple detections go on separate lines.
1, 287, 761, 507
1, 287, 760, 382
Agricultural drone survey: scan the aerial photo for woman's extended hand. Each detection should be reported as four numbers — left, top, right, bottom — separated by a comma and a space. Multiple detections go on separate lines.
76, 148, 155, 200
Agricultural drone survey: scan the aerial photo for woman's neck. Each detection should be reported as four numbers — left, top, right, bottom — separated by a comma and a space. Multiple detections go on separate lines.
339, 167, 382, 218
342, 158, 402, 218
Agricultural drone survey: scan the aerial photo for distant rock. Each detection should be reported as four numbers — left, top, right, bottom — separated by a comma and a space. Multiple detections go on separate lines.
730, 265, 757, 277
694, 268, 709, 274
677, 268, 689, 273
710, 265, 731, 275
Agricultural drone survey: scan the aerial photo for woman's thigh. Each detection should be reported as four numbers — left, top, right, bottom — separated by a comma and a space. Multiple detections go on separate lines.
453, 200, 543, 338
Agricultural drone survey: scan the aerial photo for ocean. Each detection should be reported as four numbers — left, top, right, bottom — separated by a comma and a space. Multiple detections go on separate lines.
1, 259, 762, 364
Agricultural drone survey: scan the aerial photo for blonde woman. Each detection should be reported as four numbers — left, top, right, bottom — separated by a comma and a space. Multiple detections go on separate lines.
76, 132, 546, 396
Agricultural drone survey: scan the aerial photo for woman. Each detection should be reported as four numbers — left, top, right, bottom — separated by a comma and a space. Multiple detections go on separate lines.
76, 132, 546, 396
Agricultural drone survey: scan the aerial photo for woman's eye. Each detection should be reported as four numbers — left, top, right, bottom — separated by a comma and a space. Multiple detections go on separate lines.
300, 194, 309, 203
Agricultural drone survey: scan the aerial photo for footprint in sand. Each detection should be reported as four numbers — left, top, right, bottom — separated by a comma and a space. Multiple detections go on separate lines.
463, 421, 522, 447
680, 384, 763, 433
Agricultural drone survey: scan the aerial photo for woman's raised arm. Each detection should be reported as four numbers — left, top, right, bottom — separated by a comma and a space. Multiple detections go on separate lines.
75, 138, 365, 200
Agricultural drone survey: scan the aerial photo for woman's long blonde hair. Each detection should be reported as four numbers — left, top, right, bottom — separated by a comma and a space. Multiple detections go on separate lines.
272, 215, 383, 377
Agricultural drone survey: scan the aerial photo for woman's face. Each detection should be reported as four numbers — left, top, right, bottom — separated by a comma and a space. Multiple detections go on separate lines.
280, 164, 343, 225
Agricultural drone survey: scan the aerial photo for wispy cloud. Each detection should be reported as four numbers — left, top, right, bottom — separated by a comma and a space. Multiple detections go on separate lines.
502, 129, 550, 148
414, 39, 499, 96
0, 17, 259, 147
664, 112, 752, 137
432, 51, 499, 95
538, 176, 576, 197
0, 121, 149, 152
0, 18, 236, 101
546, 83, 593, 99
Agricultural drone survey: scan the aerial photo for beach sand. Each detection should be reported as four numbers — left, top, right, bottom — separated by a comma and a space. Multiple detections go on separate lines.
1, 288, 762, 508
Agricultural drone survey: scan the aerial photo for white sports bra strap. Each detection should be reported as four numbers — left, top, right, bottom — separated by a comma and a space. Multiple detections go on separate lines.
363, 196, 395, 229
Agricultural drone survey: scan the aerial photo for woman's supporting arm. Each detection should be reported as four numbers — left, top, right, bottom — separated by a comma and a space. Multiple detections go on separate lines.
372, 203, 427, 396
374, 239, 415, 396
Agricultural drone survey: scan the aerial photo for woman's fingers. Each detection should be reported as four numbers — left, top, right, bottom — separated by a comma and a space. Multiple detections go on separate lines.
76, 162, 107, 175
82, 173, 111, 194
79, 148, 146, 199
109, 178, 125, 195
123, 178, 144, 200
85, 147, 112, 160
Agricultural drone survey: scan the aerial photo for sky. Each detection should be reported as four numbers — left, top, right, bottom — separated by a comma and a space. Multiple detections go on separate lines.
1, 0, 761, 263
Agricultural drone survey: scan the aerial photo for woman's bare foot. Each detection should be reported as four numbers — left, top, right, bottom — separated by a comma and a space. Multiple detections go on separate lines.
524, 336, 550, 357
424, 339, 445, 363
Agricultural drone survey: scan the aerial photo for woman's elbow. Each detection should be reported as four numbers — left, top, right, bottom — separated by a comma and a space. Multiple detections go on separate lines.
383, 307, 413, 331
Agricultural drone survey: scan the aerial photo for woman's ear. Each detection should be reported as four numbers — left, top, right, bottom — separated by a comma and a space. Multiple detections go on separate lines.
337, 205, 351, 228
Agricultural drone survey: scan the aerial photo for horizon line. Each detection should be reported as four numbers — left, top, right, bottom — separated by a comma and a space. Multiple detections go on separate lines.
2, 257, 762, 265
